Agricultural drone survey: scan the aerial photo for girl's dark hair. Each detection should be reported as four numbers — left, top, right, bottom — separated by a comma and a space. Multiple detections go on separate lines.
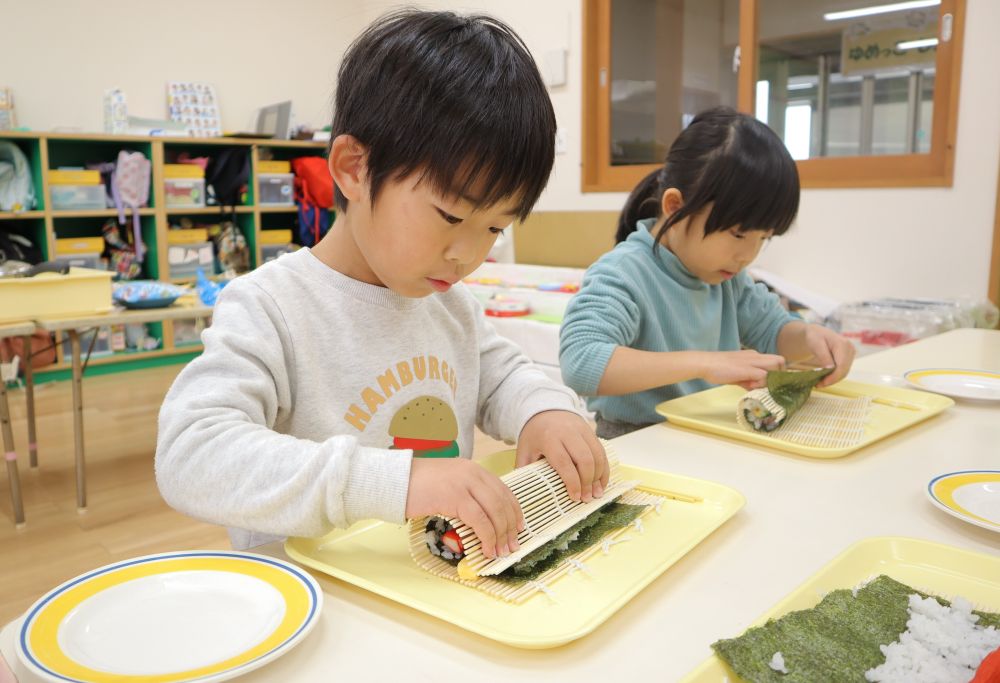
615, 106, 800, 244
331, 10, 555, 220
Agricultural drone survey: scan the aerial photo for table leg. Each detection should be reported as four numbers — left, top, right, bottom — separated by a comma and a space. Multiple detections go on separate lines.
22, 335, 37, 469
69, 330, 86, 511
0, 373, 25, 527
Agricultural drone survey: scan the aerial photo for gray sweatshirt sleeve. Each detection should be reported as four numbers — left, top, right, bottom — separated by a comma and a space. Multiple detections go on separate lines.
472, 301, 585, 442
154, 278, 411, 538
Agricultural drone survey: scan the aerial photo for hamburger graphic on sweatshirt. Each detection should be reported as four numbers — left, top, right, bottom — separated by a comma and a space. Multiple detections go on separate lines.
388, 396, 459, 458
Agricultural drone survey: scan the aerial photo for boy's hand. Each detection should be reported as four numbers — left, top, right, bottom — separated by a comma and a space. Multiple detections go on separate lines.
802, 324, 856, 386
699, 350, 786, 390
516, 410, 609, 503
406, 458, 523, 560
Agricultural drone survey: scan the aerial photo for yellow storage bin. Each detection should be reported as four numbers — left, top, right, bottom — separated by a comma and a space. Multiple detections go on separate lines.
0, 268, 113, 324
48, 169, 101, 185
258, 160, 291, 174
164, 164, 205, 179
167, 228, 210, 245
56, 236, 105, 255
259, 229, 293, 245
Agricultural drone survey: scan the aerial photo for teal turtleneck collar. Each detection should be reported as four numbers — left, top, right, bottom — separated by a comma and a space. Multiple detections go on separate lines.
626, 217, 707, 291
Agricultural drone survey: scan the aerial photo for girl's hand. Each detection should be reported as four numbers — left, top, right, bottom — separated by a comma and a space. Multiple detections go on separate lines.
802, 325, 856, 386
405, 457, 523, 560
700, 350, 786, 390
516, 410, 609, 503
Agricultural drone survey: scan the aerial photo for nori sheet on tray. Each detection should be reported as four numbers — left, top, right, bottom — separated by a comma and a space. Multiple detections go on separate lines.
712, 575, 1000, 683
492, 502, 647, 584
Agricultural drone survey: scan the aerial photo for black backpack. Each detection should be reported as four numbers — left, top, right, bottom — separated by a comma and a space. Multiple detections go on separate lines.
0, 229, 42, 265
205, 149, 249, 207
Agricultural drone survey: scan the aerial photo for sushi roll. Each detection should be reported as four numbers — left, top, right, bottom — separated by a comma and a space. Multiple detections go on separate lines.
736, 367, 835, 433
424, 518, 465, 564
737, 388, 786, 432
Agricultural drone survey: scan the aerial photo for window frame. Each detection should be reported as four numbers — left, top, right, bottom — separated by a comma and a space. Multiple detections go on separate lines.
581, 0, 966, 192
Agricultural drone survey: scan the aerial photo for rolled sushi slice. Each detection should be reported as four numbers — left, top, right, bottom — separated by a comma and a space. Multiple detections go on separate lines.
424, 518, 465, 564
737, 367, 835, 433
738, 388, 786, 432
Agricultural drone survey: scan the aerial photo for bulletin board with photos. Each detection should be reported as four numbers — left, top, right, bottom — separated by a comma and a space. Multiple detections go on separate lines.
167, 82, 222, 138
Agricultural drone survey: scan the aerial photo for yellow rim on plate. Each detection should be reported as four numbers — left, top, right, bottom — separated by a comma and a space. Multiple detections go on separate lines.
906, 369, 1000, 382
928, 470, 1000, 529
19, 551, 320, 683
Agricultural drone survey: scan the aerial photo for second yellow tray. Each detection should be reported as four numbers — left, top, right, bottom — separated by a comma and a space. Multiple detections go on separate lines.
286, 449, 745, 649
681, 536, 1000, 682
655, 380, 954, 458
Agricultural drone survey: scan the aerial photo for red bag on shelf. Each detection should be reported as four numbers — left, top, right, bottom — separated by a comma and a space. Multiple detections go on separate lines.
291, 157, 333, 247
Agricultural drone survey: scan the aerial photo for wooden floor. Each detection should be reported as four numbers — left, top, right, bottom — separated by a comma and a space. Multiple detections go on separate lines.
0, 364, 507, 626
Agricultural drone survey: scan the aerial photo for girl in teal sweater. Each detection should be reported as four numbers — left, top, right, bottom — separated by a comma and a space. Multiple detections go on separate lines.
559, 107, 854, 438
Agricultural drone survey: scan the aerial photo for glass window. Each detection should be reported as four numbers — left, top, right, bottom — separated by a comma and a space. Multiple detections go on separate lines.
609, 0, 740, 166
756, 1, 939, 159
583, 0, 964, 190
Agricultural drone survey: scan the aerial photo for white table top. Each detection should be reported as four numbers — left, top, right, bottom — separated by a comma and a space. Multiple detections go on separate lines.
33, 299, 213, 332
3, 328, 998, 681
0, 322, 35, 340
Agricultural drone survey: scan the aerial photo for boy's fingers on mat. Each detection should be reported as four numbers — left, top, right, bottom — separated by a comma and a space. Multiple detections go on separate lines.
471, 473, 521, 556
544, 446, 585, 502
491, 470, 523, 550
565, 433, 597, 497
458, 499, 497, 558
583, 429, 610, 491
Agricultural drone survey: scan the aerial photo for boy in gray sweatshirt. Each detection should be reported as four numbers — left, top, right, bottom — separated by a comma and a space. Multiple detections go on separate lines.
156, 9, 607, 557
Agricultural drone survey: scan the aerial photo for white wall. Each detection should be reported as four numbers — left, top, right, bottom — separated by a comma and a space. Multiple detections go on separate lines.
4, 0, 998, 302
1, 0, 366, 134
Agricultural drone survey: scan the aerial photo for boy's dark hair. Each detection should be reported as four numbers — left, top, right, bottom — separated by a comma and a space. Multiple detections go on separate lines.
616, 106, 800, 245
331, 10, 555, 221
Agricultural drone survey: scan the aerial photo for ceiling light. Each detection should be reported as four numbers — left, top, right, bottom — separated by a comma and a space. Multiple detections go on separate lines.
824, 0, 940, 21
896, 37, 939, 50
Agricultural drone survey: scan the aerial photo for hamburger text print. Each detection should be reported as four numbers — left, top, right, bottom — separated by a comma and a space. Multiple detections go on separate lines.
344, 354, 459, 433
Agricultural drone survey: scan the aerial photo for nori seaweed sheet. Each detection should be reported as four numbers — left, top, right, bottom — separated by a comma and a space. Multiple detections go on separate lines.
766, 367, 834, 415
711, 575, 1000, 682
492, 503, 646, 584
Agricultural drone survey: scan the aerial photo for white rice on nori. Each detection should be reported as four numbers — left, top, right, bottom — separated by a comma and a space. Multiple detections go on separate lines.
865, 594, 1000, 682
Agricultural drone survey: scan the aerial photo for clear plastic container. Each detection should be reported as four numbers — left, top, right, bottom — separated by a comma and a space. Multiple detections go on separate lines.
261, 243, 296, 263
167, 241, 214, 279
50, 184, 107, 210
258, 173, 295, 206
165, 178, 206, 208
829, 298, 1000, 352
63, 326, 113, 360
172, 317, 209, 346
54, 253, 106, 270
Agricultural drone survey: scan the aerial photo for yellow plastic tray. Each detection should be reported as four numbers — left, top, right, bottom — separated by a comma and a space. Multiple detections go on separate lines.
166, 228, 209, 245
56, 236, 105, 255
0, 267, 113, 324
163, 163, 205, 179
655, 380, 954, 458
257, 160, 292, 174
48, 169, 101, 185
286, 449, 745, 649
682, 536, 1000, 682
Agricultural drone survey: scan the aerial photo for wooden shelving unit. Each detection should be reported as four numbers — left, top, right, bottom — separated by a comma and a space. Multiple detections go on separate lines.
0, 131, 328, 379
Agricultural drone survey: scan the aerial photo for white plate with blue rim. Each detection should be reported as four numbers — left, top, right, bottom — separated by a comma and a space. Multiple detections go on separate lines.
903, 368, 1000, 402
17, 550, 321, 683
927, 470, 1000, 533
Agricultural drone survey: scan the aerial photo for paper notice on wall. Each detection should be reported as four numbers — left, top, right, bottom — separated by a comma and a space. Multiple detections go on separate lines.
841, 9, 938, 77
167, 82, 222, 138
